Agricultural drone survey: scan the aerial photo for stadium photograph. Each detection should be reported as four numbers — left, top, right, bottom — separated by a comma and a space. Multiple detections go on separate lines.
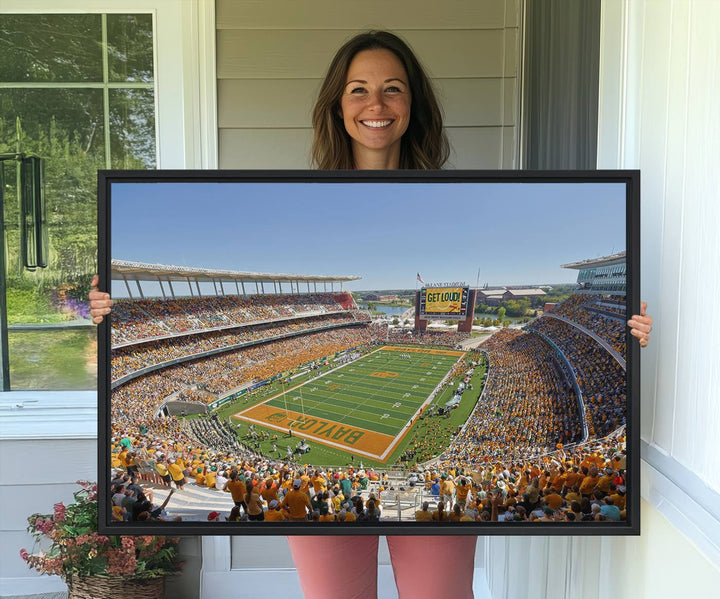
103, 174, 633, 531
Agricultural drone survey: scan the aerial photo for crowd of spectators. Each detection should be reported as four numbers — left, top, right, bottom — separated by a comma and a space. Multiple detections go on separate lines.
110, 423, 398, 523
176, 388, 216, 404
421, 429, 629, 523
441, 294, 626, 467
387, 328, 469, 347
443, 329, 583, 466
107, 291, 630, 525
112, 292, 354, 344
109, 418, 629, 524
547, 295, 627, 358
526, 317, 626, 438
109, 416, 191, 522
111, 312, 360, 380
367, 321, 390, 343
111, 326, 374, 424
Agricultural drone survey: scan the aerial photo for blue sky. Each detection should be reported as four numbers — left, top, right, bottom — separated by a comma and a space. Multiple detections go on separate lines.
110, 180, 626, 294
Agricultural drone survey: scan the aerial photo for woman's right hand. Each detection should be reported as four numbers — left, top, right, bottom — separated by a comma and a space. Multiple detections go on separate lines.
89, 274, 113, 324
627, 301, 653, 348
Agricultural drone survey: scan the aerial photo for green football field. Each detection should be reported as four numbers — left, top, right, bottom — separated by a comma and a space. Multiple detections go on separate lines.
268, 348, 461, 435
236, 347, 466, 459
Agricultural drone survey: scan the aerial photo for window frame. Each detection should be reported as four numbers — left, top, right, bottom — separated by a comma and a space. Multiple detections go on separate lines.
1, 0, 218, 170
0, 1, 216, 407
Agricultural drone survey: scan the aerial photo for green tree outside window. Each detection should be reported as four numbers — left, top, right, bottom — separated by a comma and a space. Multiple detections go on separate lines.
0, 13, 156, 390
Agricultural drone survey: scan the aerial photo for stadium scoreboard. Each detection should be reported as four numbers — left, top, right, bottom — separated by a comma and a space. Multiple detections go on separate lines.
418, 285, 470, 320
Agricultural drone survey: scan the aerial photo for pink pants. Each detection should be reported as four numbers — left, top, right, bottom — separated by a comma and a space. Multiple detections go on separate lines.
287, 535, 477, 599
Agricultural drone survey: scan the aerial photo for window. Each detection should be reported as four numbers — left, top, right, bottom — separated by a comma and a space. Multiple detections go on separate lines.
0, 13, 156, 389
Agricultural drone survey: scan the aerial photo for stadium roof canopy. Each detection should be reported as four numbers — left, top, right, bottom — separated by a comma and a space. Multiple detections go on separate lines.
561, 251, 626, 270
503, 288, 547, 296
111, 259, 360, 299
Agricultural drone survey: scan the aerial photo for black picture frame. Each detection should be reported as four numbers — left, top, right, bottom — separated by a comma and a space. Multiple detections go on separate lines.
98, 169, 640, 536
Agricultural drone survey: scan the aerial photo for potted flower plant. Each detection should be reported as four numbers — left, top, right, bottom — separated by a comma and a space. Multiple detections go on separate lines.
20, 481, 182, 599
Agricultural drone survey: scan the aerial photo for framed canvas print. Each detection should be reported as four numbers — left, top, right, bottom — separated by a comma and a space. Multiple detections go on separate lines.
97, 170, 640, 535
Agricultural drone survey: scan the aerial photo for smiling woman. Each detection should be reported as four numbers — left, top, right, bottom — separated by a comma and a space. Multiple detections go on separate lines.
340, 49, 412, 169
311, 30, 448, 170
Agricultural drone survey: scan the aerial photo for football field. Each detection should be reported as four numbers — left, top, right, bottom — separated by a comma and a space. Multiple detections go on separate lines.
233, 346, 465, 461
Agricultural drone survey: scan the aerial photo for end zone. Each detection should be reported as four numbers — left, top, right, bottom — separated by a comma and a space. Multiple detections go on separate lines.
233, 403, 399, 461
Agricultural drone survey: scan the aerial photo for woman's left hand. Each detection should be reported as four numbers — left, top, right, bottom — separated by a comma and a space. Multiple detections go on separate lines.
628, 301, 653, 348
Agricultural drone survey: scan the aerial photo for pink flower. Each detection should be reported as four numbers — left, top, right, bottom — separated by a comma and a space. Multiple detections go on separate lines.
53, 503, 66, 522
121, 536, 135, 550
43, 557, 64, 576
34, 518, 54, 535
138, 535, 156, 546
107, 548, 137, 576
21, 481, 181, 580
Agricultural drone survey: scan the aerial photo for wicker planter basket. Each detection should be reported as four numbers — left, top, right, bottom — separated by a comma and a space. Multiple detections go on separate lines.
67, 575, 165, 599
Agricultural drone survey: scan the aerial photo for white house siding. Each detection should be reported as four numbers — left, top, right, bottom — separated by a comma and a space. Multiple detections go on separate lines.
216, 0, 522, 169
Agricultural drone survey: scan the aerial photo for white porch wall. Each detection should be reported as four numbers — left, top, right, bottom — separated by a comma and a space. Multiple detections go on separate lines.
216, 0, 522, 169
0, 393, 97, 597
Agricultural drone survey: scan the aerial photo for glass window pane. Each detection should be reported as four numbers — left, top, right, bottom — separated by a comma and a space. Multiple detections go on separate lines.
0, 14, 102, 82
1, 88, 104, 282
0, 89, 106, 162
8, 330, 97, 390
1, 88, 104, 278
0, 13, 156, 390
109, 89, 156, 168
107, 14, 154, 83
2, 89, 102, 390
